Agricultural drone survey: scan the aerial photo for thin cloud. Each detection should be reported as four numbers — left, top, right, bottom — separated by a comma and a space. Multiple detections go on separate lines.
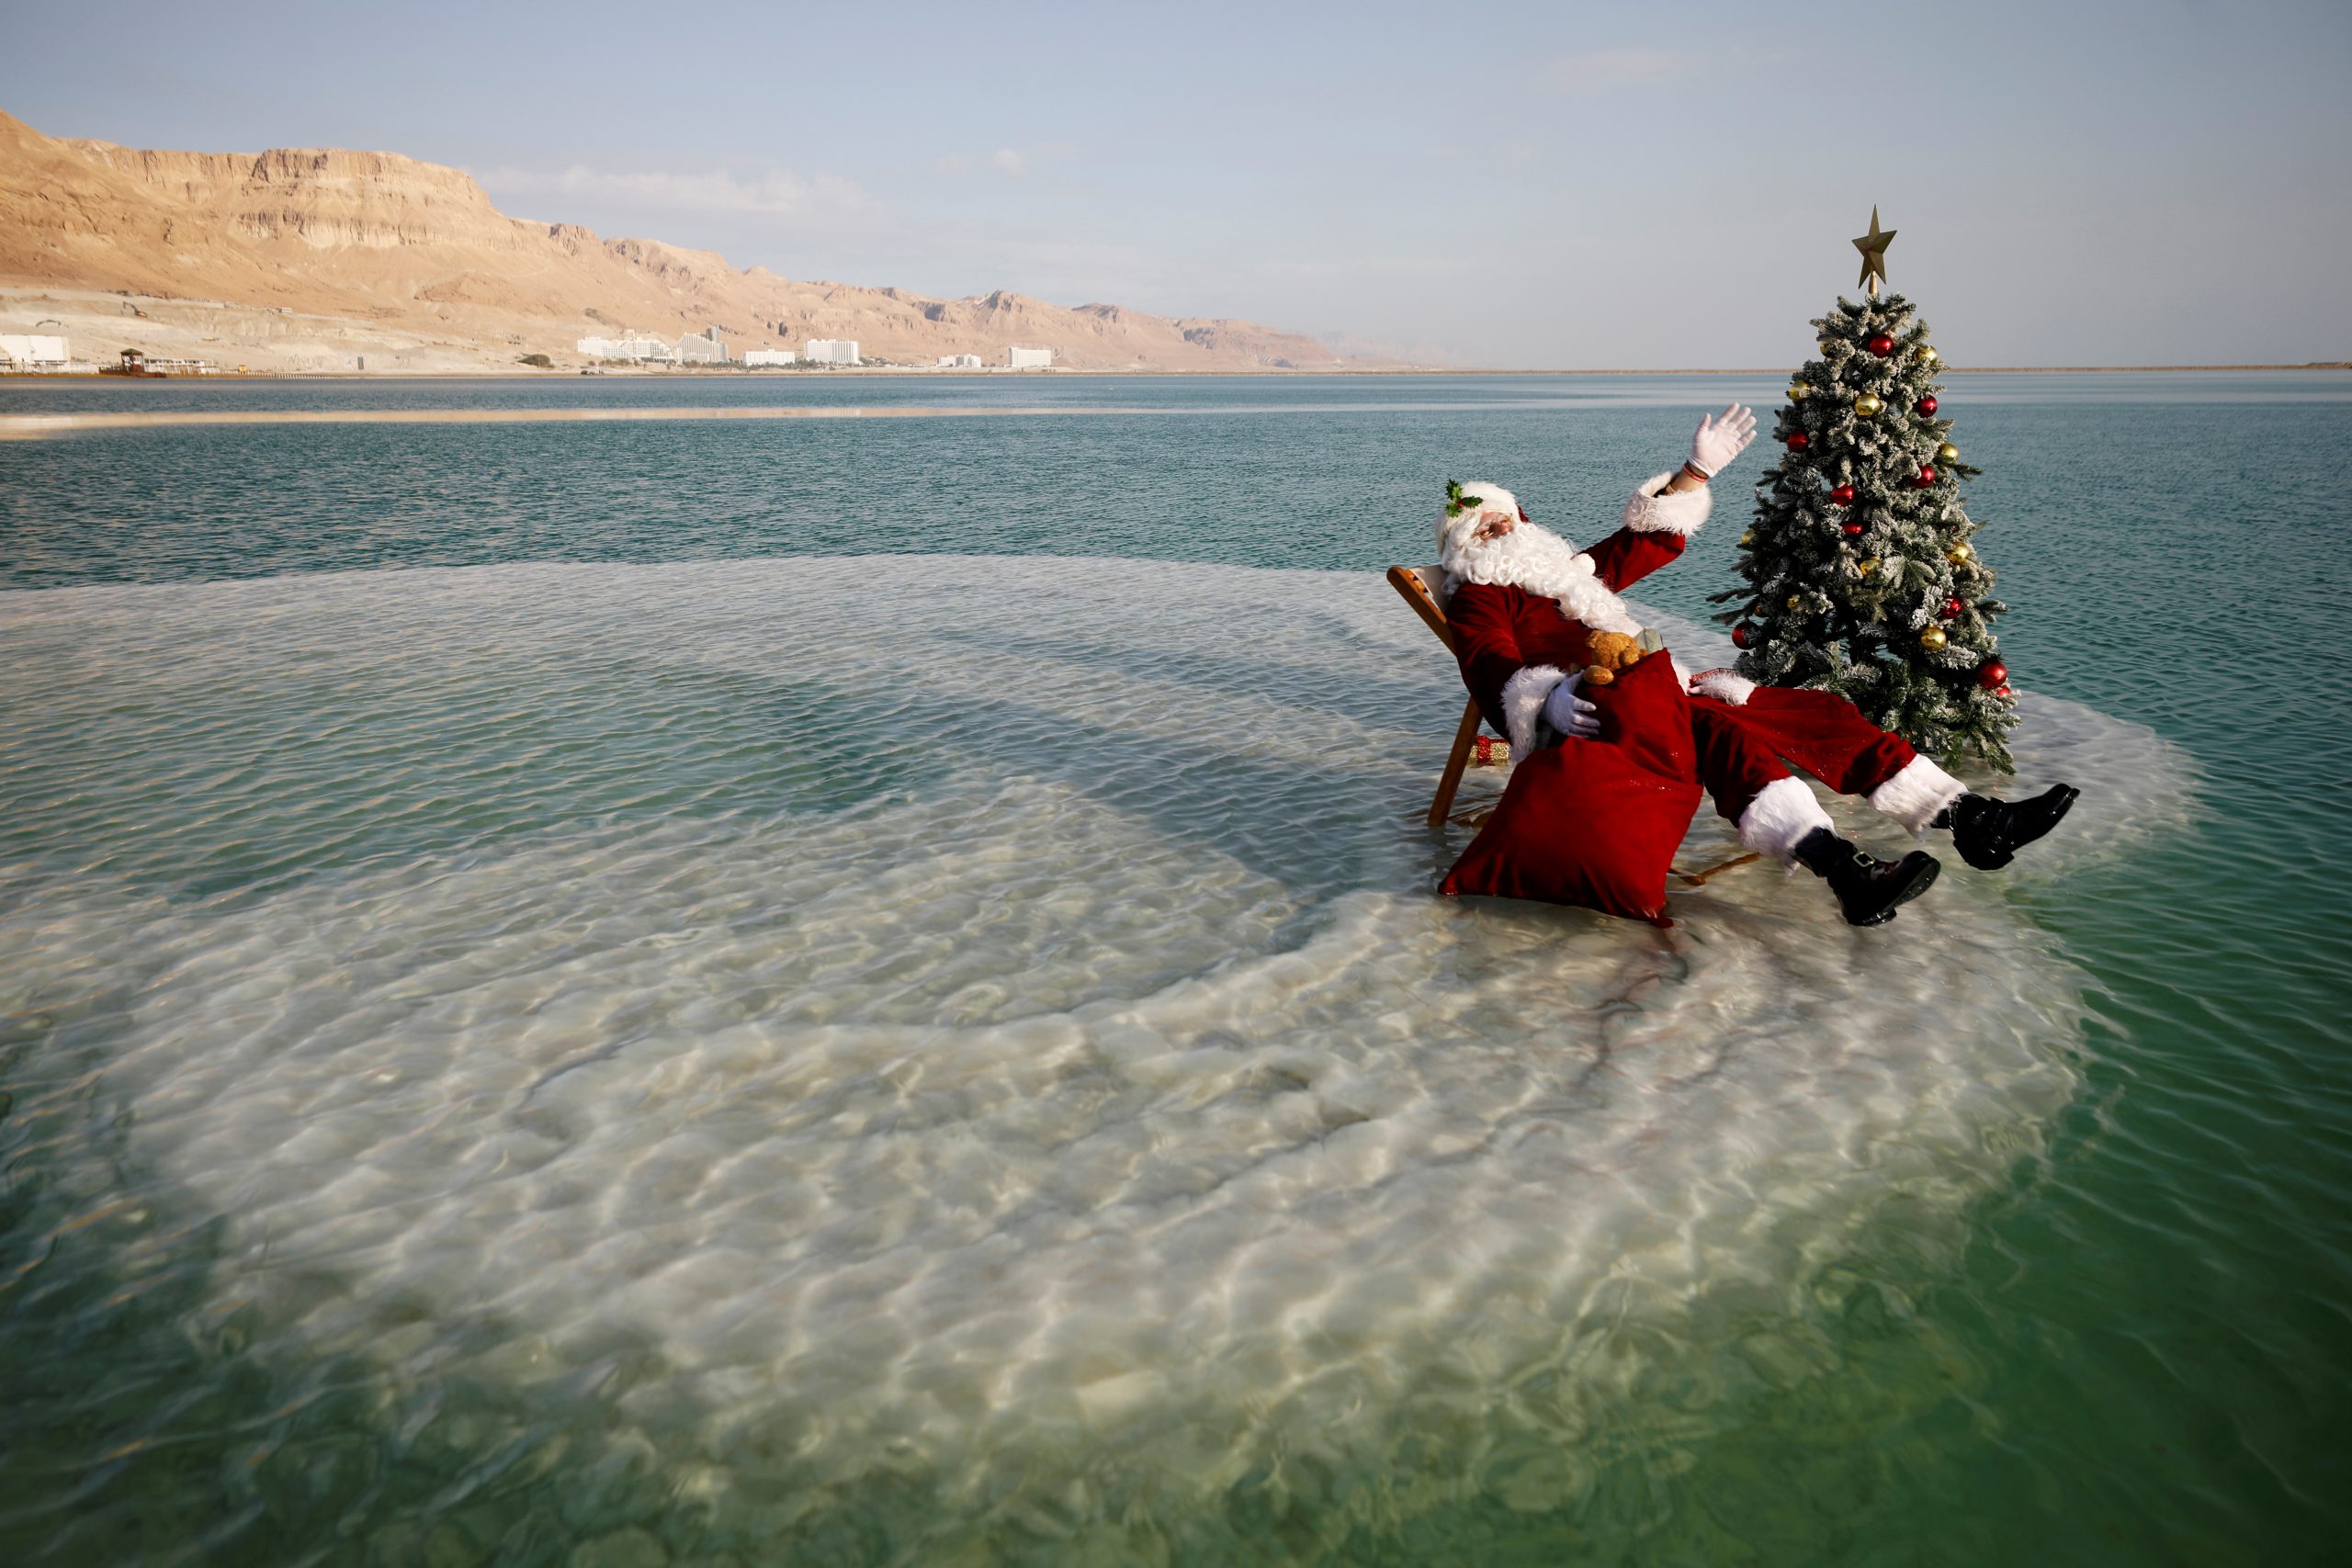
1535, 48, 1701, 92
1252, 255, 1453, 280
938, 145, 1065, 178
476, 164, 869, 217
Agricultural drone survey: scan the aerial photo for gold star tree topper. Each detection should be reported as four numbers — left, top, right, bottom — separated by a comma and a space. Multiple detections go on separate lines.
1853, 206, 1895, 297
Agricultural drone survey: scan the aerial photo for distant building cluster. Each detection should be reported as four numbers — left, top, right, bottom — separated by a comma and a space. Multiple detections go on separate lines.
566, 330, 1062, 371
125, 350, 219, 375
576, 329, 682, 363
574, 326, 732, 364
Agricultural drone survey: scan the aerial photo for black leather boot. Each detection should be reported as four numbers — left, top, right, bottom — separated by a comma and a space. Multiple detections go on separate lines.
1792, 828, 1942, 927
1937, 784, 2080, 871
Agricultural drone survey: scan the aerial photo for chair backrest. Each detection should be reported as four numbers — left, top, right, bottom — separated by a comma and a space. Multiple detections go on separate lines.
1386, 564, 1456, 651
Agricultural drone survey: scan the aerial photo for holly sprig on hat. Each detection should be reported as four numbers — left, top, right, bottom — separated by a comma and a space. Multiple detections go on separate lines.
1444, 480, 1488, 519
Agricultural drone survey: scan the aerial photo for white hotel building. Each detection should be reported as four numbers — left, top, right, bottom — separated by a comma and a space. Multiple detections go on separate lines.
575, 331, 677, 363
675, 329, 727, 364
803, 339, 861, 365
0, 333, 70, 369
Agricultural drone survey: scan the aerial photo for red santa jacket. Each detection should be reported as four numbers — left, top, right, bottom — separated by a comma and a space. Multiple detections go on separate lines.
1446, 476, 1708, 756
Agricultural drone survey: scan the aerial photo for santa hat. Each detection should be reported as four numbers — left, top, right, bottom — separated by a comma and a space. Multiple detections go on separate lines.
1438, 479, 1523, 560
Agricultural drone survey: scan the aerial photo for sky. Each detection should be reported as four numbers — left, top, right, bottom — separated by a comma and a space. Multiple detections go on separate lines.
6, 0, 2348, 367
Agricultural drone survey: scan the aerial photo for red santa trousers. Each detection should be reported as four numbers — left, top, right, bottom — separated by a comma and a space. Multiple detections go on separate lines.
1442, 669, 1929, 925
1686, 686, 1918, 827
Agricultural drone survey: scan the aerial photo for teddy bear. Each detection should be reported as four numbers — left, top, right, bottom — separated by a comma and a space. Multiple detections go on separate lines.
1579, 629, 1647, 686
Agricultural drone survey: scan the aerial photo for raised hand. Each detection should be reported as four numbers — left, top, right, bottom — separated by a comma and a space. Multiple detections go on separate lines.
1688, 402, 1758, 478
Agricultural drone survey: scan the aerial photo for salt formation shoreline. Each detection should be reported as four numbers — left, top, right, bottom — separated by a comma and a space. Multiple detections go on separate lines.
0, 554, 2191, 1557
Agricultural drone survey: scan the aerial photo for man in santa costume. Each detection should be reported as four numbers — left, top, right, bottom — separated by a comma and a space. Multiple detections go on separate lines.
1437, 404, 2077, 927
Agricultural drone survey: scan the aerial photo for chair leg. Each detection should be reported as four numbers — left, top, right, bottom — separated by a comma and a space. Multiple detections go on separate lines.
1427, 696, 1484, 828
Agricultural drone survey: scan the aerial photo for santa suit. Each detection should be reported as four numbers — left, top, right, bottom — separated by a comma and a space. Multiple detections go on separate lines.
1438, 476, 1965, 919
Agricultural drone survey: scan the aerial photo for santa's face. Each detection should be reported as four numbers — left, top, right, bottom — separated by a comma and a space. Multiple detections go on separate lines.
1469, 509, 1516, 544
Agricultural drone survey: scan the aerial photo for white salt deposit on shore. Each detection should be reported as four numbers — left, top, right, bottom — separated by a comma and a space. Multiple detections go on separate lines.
0, 557, 2189, 1554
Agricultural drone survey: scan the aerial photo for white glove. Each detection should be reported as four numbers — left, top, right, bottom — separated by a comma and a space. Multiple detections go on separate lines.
1542, 672, 1600, 740
1688, 402, 1758, 478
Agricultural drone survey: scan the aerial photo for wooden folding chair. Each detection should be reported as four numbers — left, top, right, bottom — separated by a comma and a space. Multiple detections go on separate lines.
1387, 564, 1497, 828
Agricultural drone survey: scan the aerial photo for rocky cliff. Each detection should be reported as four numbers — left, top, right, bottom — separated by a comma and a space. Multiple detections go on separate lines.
0, 109, 1351, 371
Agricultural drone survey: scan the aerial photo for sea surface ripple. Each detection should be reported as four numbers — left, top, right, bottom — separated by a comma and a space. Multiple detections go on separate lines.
1, 372, 2346, 1564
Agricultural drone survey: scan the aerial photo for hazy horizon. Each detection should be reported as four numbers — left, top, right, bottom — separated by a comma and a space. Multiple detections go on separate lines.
6, 0, 2347, 368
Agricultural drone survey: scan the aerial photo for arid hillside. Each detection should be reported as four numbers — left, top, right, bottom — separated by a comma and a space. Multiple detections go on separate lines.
0, 109, 1355, 372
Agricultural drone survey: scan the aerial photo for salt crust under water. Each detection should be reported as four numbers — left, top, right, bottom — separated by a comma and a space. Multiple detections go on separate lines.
0, 555, 2194, 1560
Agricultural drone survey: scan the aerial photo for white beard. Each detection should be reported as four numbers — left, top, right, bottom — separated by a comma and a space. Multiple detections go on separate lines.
1442, 519, 1644, 637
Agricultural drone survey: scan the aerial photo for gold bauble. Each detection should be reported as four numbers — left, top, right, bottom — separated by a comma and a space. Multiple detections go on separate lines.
1937, 442, 1960, 464
1785, 595, 1803, 610
1947, 540, 1974, 563
1919, 626, 1949, 650
1739, 531, 1754, 547
1853, 392, 1884, 417
1857, 557, 1880, 575
1790, 381, 1810, 400
1916, 344, 1939, 366
1818, 340, 1833, 355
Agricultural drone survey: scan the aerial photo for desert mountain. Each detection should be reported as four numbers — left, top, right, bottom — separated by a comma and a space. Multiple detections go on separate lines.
0, 109, 1353, 372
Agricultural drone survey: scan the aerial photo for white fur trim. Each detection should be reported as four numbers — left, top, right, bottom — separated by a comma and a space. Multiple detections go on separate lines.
1621, 473, 1712, 537
1867, 755, 1969, 834
1500, 664, 1568, 759
1689, 669, 1756, 705
1440, 518, 1644, 637
1738, 776, 1834, 865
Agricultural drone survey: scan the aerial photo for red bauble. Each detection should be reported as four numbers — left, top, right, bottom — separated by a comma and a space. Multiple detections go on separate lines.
1842, 522, 1864, 537
1995, 684, 2015, 700
1786, 432, 1810, 451
1916, 396, 1939, 415
1828, 483, 1856, 505
1941, 597, 1963, 618
1732, 625, 1753, 649
1978, 660, 2008, 689
1869, 333, 1895, 356
1912, 465, 1938, 488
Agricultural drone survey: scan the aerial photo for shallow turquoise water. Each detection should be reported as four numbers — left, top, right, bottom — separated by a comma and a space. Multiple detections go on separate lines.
1, 373, 2347, 1563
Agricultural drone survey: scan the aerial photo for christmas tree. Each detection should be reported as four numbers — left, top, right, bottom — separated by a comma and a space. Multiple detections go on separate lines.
1714, 218, 2018, 771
